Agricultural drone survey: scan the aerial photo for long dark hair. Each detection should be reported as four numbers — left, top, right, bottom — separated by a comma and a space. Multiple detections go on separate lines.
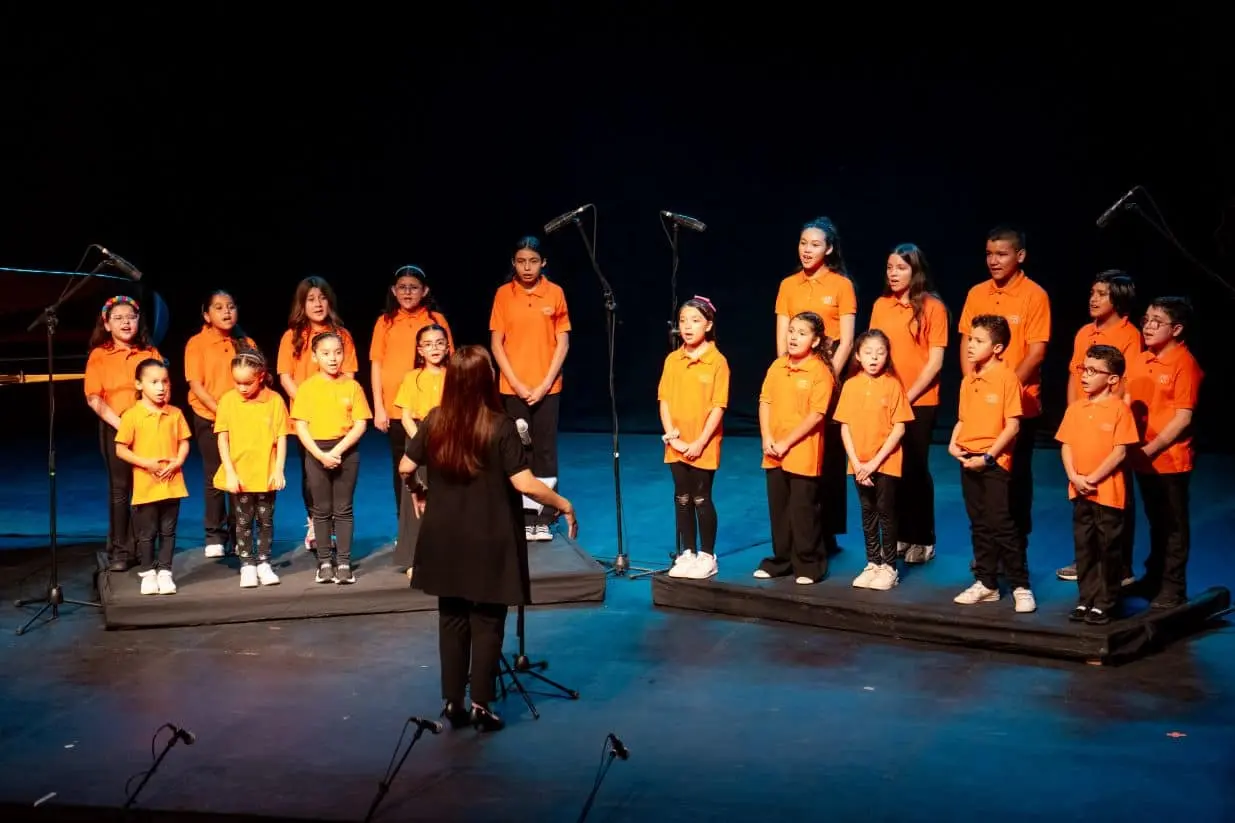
426, 345, 503, 481
202, 289, 251, 344
88, 295, 153, 351
800, 217, 848, 276
288, 276, 345, 360
885, 243, 945, 343
382, 265, 448, 325
506, 236, 546, 283
790, 311, 834, 374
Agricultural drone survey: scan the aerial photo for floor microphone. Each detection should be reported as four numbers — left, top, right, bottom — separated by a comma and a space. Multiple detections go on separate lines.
410, 716, 443, 734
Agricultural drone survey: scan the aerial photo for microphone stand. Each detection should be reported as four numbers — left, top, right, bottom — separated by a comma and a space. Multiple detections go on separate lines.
574, 735, 626, 823
16, 263, 105, 635
568, 216, 656, 578
496, 602, 578, 719
123, 726, 190, 809
1125, 203, 1235, 301
363, 718, 434, 823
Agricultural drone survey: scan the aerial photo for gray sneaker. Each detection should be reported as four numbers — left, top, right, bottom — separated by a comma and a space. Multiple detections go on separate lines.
1056, 564, 1078, 582
904, 544, 935, 564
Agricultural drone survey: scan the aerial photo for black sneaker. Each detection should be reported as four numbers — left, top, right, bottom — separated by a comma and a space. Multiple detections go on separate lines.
1150, 593, 1186, 610
1085, 608, 1112, 625
1056, 564, 1078, 581
1068, 605, 1089, 622
335, 564, 356, 585
315, 563, 335, 584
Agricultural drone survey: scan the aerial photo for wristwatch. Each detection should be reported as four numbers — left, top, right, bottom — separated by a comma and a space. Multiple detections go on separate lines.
982, 453, 996, 467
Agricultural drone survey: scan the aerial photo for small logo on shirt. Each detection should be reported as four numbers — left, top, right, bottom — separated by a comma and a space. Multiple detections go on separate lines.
1158, 374, 1170, 385
1007, 314, 1021, 325
822, 295, 834, 306
1100, 422, 1114, 432
985, 393, 999, 404
541, 306, 553, 316
797, 379, 811, 390
698, 373, 713, 384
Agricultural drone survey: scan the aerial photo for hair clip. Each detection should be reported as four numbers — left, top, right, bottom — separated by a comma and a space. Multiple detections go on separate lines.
101, 295, 140, 319
692, 295, 716, 314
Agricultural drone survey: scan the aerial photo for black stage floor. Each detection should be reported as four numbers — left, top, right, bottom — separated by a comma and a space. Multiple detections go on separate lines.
99, 536, 606, 629
652, 545, 1231, 664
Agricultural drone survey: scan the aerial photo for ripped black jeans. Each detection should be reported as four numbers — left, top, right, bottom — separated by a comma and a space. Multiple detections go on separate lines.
669, 462, 718, 555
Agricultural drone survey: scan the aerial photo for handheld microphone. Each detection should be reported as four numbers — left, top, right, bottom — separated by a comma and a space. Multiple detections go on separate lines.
95, 246, 144, 281
544, 205, 589, 235
606, 733, 629, 760
661, 211, 706, 232
410, 716, 444, 735
1096, 188, 1138, 229
170, 725, 196, 745
515, 419, 532, 447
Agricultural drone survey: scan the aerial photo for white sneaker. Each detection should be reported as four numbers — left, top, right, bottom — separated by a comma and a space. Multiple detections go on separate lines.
794, 576, 816, 585
204, 543, 226, 559
896, 541, 908, 557
524, 525, 536, 542
954, 581, 1000, 605
139, 570, 158, 596
1012, 587, 1037, 613
667, 550, 698, 578
533, 524, 553, 542
256, 562, 280, 586
686, 552, 718, 580
868, 564, 899, 591
752, 569, 772, 579
239, 565, 259, 588
904, 544, 936, 564
852, 563, 879, 588
156, 569, 177, 595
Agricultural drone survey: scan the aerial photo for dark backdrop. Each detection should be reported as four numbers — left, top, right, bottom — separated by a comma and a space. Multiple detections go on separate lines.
3, 14, 1232, 450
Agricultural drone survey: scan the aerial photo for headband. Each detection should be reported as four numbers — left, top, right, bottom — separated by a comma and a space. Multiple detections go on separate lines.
690, 295, 716, 315
101, 295, 140, 319
395, 264, 426, 279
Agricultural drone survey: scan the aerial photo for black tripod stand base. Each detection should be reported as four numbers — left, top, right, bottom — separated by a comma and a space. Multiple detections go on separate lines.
598, 557, 666, 579
14, 585, 102, 635
497, 654, 579, 720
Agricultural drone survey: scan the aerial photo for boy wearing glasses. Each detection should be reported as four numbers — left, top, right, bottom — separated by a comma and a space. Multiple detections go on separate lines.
1055, 345, 1139, 624
1125, 297, 1204, 609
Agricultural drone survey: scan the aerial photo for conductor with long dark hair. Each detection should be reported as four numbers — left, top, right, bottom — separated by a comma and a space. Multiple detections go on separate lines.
399, 345, 578, 732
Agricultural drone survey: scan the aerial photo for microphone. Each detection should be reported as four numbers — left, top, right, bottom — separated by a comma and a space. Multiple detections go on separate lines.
544, 205, 589, 235
606, 733, 629, 760
515, 418, 532, 447
169, 725, 196, 745
1096, 188, 1138, 229
410, 716, 443, 735
96, 246, 144, 281
661, 211, 706, 232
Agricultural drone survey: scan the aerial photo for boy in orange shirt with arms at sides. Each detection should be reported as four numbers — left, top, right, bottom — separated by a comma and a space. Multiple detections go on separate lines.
949, 315, 1035, 612
1055, 345, 1139, 624
1125, 297, 1204, 610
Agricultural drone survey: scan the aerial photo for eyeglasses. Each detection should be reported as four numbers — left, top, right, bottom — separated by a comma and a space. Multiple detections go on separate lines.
419, 340, 449, 350
1141, 315, 1173, 329
395, 284, 424, 294
1078, 366, 1112, 377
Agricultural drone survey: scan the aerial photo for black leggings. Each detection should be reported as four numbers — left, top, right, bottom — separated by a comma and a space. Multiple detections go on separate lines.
99, 421, 134, 563
385, 419, 408, 518
193, 413, 233, 547
669, 462, 717, 555
234, 492, 276, 565
303, 439, 360, 566
897, 404, 937, 546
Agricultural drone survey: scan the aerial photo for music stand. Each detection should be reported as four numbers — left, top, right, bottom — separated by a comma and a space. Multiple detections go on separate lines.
15, 262, 107, 634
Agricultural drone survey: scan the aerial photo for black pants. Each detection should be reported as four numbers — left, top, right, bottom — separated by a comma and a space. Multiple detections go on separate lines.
235, 492, 275, 565
392, 475, 426, 570
386, 419, 408, 518
303, 439, 360, 566
502, 393, 560, 528
898, 404, 937, 546
669, 462, 717, 555
856, 473, 898, 566
1136, 471, 1191, 599
1072, 498, 1126, 612
1117, 467, 1137, 577
132, 499, 180, 572
193, 413, 233, 547
820, 421, 847, 539
438, 596, 508, 705
99, 421, 134, 564
1010, 415, 1038, 537
961, 465, 1029, 590
760, 468, 825, 581
296, 439, 313, 516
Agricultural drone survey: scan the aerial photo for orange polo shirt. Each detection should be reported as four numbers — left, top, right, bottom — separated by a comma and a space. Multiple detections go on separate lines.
1055, 395, 1139, 509
184, 326, 256, 420
774, 269, 856, 340
289, 373, 372, 441
115, 401, 191, 506
369, 308, 454, 419
1125, 343, 1204, 474
759, 355, 834, 477
657, 344, 731, 471
955, 360, 1024, 471
1069, 316, 1143, 378
833, 372, 915, 477
84, 344, 165, 417
393, 368, 446, 422
212, 388, 289, 493
276, 326, 359, 386
958, 272, 1051, 418
489, 277, 571, 396
868, 294, 949, 406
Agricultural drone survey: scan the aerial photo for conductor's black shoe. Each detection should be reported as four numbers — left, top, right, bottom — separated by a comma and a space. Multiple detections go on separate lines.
470, 704, 505, 733
441, 701, 471, 730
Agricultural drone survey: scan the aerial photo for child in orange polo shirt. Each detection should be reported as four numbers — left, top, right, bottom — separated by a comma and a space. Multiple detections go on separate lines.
490, 236, 572, 542
835, 330, 914, 591
276, 276, 359, 551
870, 243, 949, 564
84, 296, 164, 573
1126, 297, 1204, 609
1056, 270, 1143, 583
958, 227, 1050, 550
659, 297, 730, 580
290, 331, 371, 584
949, 315, 1035, 612
774, 217, 854, 556
753, 311, 835, 585
1055, 345, 1139, 624
215, 350, 289, 589
370, 266, 454, 519
185, 289, 255, 560
114, 359, 191, 596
